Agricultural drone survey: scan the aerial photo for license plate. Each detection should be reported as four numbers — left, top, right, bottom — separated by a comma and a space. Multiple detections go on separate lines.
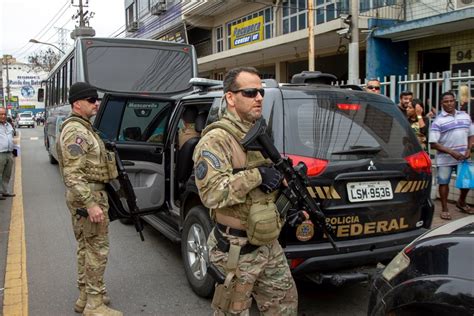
346, 181, 393, 202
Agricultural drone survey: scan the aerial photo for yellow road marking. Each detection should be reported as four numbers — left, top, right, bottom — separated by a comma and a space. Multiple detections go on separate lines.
3, 138, 28, 316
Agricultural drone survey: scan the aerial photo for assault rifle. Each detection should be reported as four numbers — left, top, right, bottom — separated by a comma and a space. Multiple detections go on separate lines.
241, 118, 338, 251
105, 142, 146, 241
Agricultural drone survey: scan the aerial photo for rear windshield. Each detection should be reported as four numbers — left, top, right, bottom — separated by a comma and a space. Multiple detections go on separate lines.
85, 46, 193, 94
283, 96, 420, 160
20, 114, 32, 118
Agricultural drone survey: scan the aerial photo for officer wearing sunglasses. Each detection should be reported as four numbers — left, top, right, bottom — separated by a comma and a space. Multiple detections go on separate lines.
365, 78, 381, 94
56, 82, 122, 315
193, 67, 298, 315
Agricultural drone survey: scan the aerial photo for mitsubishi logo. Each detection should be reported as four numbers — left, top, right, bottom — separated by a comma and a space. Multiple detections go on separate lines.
368, 160, 377, 171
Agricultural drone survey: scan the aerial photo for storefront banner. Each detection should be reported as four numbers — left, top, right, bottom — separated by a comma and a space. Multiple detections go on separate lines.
231, 16, 264, 49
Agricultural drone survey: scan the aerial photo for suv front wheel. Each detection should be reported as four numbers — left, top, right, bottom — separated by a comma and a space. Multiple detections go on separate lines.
181, 205, 214, 298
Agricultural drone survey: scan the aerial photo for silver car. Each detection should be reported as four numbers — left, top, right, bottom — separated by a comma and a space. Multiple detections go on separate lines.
16, 113, 35, 128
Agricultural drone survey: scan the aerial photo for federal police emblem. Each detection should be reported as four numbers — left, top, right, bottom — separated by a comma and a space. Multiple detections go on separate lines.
295, 220, 314, 241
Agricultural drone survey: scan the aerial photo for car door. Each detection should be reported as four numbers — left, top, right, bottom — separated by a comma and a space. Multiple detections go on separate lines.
94, 93, 175, 213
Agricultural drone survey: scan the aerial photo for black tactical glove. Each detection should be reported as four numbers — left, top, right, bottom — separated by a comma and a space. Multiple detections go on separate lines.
257, 166, 284, 194
287, 209, 309, 227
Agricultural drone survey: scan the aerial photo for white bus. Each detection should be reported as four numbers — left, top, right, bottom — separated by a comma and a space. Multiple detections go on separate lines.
42, 37, 198, 164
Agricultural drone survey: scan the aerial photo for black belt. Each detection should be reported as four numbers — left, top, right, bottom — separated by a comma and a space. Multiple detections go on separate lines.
213, 227, 259, 255
216, 222, 247, 237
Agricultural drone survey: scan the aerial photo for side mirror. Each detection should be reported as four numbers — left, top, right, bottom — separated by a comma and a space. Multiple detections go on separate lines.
123, 127, 142, 141
38, 88, 44, 102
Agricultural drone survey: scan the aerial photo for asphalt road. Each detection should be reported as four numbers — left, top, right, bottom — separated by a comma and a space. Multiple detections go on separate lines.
4, 126, 370, 315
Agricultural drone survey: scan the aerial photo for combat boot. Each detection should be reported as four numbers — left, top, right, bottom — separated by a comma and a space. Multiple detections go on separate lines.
82, 294, 122, 316
75, 290, 111, 313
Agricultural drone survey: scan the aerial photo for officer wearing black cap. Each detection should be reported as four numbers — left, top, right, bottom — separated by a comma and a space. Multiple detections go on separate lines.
56, 82, 122, 316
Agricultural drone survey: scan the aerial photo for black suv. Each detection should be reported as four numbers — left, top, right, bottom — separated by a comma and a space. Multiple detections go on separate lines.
93, 72, 434, 297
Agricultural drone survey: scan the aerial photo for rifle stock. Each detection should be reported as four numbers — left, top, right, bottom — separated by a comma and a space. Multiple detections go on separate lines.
242, 118, 338, 251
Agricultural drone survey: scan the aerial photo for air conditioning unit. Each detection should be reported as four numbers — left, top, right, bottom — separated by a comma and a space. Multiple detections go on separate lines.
151, 0, 167, 15
127, 21, 141, 32
457, 0, 474, 9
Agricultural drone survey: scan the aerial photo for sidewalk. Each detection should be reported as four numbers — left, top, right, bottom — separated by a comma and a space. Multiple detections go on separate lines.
431, 198, 472, 228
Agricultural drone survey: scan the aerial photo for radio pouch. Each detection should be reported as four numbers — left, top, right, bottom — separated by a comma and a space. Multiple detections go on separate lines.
246, 201, 281, 246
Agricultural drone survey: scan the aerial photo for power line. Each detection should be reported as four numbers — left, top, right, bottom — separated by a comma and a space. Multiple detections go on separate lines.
12, 1, 72, 59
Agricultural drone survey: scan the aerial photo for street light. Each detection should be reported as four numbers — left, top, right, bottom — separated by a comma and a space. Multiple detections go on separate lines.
29, 39, 65, 54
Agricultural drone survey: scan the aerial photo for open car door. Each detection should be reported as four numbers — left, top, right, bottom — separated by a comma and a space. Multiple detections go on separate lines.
94, 93, 176, 239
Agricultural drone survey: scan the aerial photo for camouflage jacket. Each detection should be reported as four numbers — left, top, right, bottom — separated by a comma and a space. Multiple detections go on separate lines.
193, 111, 267, 214
57, 114, 116, 209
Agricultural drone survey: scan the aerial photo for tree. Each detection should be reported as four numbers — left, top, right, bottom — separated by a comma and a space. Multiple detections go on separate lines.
27, 48, 60, 72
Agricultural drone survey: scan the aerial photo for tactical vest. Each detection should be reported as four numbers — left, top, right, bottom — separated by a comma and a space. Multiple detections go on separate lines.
57, 116, 118, 183
202, 119, 282, 245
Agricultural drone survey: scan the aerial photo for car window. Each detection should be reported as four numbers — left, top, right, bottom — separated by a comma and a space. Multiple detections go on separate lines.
284, 96, 420, 160
96, 96, 172, 142
118, 100, 170, 143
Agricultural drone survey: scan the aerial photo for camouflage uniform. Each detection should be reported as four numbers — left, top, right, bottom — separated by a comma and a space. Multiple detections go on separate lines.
193, 111, 298, 315
178, 124, 200, 148
57, 114, 118, 297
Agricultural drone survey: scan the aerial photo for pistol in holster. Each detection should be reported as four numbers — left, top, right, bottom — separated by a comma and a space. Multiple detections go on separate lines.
210, 244, 253, 313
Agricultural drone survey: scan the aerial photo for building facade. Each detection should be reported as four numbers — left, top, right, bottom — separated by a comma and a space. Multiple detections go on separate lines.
1, 57, 47, 115
124, 0, 473, 84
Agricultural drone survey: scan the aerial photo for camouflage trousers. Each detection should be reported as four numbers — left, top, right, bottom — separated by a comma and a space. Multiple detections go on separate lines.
208, 228, 298, 316
66, 190, 110, 296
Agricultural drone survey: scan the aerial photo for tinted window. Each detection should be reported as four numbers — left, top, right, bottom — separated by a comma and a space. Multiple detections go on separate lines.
85, 46, 193, 94
284, 96, 419, 160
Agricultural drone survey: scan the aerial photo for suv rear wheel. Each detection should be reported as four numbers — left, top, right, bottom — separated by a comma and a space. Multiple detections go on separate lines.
181, 205, 214, 298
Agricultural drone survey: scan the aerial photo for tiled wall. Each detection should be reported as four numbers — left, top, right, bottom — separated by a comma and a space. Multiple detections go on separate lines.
408, 30, 474, 75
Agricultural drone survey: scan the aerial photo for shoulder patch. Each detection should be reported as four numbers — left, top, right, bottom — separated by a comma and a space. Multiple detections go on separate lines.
195, 160, 208, 180
67, 143, 84, 157
201, 150, 221, 169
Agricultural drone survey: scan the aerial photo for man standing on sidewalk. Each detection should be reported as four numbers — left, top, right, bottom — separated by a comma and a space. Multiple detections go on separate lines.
430, 91, 474, 220
0, 107, 16, 200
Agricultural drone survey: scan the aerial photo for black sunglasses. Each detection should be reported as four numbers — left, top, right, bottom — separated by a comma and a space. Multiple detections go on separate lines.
231, 88, 265, 98
85, 97, 99, 104
367, 85, 381, 90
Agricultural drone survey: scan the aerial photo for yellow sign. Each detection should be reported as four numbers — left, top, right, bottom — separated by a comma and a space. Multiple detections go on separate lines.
230, 16, 264, 49
19, 105, 35, 109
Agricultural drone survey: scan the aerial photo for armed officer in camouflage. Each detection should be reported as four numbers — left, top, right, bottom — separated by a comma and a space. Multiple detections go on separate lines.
193, 67, 298, 315
57, 82, 122, 316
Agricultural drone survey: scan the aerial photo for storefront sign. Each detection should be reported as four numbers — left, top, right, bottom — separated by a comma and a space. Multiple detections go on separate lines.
231, 16, 264, 49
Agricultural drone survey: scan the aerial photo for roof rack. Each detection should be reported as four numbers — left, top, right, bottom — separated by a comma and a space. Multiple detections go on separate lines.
189, 78, 223, 92
291, 71, 337, 85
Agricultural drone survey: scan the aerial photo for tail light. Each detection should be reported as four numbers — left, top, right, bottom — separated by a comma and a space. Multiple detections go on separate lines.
337, 103, 360, 111
289, 258, 306, 269
285, 154, 328, 177
404, 151, 431, 174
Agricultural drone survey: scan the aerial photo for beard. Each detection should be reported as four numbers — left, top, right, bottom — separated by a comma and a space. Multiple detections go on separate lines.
239, 107, 262, 123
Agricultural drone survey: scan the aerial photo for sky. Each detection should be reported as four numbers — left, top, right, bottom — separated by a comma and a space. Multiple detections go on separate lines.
1, 0, 126, 62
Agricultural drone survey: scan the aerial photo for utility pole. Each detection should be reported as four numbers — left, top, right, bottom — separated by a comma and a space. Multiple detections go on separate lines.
56, 27, 69, 53
2, 55, 12, 108
308, 0, 315, 71
70, 0, 95, 39
348, 0, 359, 84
